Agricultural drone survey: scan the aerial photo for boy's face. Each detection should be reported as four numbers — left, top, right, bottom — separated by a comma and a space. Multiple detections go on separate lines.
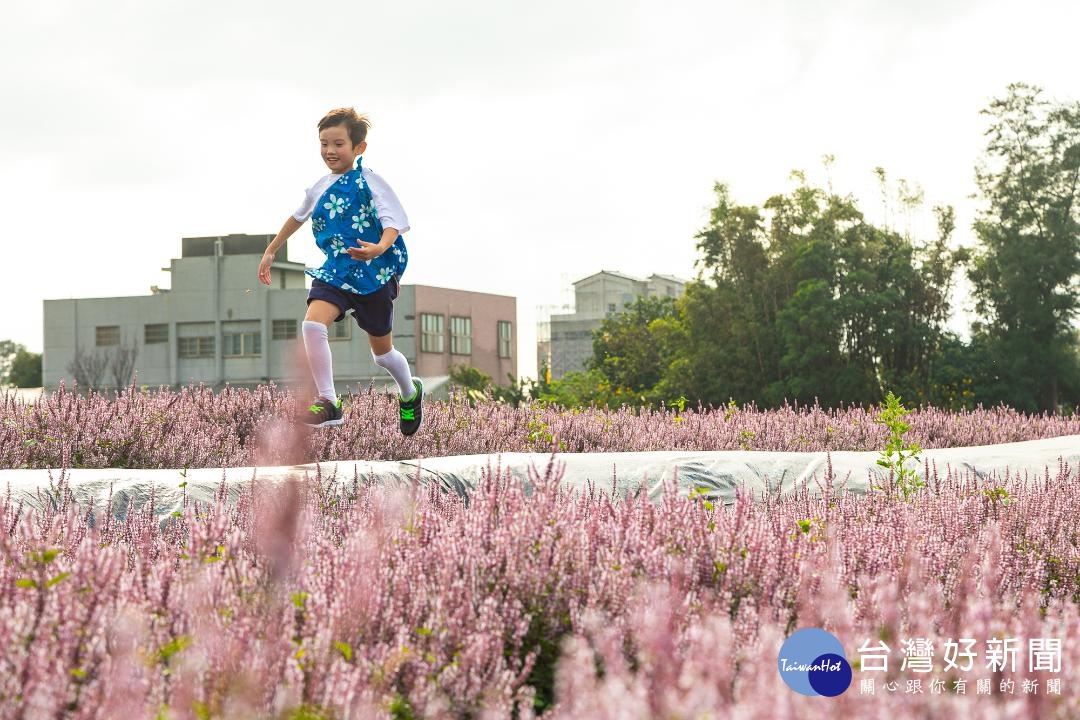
319, 124, 366, 174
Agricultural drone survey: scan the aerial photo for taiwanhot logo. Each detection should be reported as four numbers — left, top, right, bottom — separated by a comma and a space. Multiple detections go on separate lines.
777, 628, 853, 697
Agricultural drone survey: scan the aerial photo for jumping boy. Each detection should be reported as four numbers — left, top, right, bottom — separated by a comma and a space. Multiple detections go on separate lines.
258, 107, 423, 434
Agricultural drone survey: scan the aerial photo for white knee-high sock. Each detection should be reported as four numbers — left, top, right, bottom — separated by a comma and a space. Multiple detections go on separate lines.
302, 320, 337, 403
373, 347, 415, 399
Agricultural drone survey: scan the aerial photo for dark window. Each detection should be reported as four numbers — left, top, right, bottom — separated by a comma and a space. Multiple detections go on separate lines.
272, 319, 297, 340
96, 326, 120, 346
144, 324, 168, 344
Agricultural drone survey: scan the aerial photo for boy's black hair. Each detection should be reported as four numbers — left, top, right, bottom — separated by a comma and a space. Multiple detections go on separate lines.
318, 107, 371, 146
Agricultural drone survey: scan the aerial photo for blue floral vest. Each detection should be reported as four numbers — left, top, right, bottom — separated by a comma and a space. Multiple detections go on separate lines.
304, 156, 408, 295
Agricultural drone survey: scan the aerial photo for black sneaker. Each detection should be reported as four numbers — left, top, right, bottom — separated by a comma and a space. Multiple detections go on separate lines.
299, 397, 343, 428
399, 379, 423, 436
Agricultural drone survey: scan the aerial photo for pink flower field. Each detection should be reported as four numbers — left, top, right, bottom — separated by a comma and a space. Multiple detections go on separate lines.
2, 384, 1078, 469
1, 385, 1079, 718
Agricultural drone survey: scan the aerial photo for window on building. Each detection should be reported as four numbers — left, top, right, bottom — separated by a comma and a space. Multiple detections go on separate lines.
178, 337, 215, 358
498, 320, 512, 358
144, 324, 168, 344
330, 320, 351, 341
96, 326, 120, 346
223, 332, 260, 356
421, 313, 444, 353
177, 322, 215, 358
222, 321, 261, 357
607, 303, 617, 313
272, 319, 298, 340
450, 316, 472, 355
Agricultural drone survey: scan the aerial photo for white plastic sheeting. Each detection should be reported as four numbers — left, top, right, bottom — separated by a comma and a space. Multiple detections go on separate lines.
2, 434, 1077, 518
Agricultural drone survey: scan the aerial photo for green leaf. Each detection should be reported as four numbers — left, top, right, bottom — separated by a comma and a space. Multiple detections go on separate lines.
47, 572, 70, 588
334, 641, 353, 662
158, 635, 192, 664
32, 548, 60, 565
15, 578, 37, 589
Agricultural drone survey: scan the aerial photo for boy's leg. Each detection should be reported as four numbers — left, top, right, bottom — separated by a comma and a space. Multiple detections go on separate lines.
369, 332, 424, 436
303, 300, 341, 403
368, 332, 415, 399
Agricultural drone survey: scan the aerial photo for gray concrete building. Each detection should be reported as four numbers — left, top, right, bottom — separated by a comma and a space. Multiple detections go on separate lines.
43, 234, 516, 395
539, 270, 685, 379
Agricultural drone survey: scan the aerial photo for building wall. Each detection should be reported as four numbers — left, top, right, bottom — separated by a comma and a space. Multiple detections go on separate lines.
412, 286, 516, 382
548, 316, 602, 380
42, 235, 517, 393
571, 273, 643, 319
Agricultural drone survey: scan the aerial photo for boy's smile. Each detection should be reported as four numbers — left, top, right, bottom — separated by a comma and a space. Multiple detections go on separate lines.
319, 124, 366, 174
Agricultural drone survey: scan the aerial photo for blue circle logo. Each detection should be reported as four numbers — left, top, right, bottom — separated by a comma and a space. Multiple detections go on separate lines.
777, 628, 852, 696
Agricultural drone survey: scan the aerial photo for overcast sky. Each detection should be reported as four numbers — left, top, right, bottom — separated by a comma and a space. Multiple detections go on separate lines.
3, 0, 1079, 379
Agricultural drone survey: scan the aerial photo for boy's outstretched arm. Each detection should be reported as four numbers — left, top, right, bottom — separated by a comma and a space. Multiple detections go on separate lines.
258, 216, 303, 285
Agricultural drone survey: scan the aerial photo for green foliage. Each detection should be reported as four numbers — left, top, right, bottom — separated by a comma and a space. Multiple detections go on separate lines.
536, 368, 624, 409
525, 414, 565, 451
661, 174, 964, 409
333, 640, 353, 662
388, 694, 417, 720
7, 349, 42, 387
588, 296, 682, 403
0, 340, 18, 383
983, 486, 1012, 506
1, 340, 41, 388
283, 705, 333, 720
969, 83, 1080, 412
157, 635, 192, 666
873, 392, 924, 500
448, 363, 544, 407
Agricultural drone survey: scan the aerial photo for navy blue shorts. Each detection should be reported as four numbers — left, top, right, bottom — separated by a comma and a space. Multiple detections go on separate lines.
307, 276, 399, 337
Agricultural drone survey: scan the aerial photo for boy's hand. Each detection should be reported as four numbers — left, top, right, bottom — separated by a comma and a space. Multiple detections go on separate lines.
347, 240, 385, 262
258, 252, 273, 285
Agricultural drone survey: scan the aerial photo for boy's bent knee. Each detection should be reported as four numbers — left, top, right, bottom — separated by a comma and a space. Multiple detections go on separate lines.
304, 300, 340, 325
368, 333, 394, 356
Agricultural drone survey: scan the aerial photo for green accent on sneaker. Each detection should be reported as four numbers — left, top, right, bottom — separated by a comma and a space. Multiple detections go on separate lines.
398, 379, 423, 436
308, 399, 340, 414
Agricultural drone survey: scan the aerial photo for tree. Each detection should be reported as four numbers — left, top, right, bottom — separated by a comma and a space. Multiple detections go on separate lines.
448, 363, 544, 407
109, 343, 139, 388
969, 83, 1080, 412
536, 368, 622, 409
685, 174, 965, 408
7, 349, 42, 388
68, 348, 109, 390
0, 339, 19, 384
588, 296, 682, 402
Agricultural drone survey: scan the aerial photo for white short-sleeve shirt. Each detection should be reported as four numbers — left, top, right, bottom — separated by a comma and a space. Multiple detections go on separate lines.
293, 166, 410, 233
